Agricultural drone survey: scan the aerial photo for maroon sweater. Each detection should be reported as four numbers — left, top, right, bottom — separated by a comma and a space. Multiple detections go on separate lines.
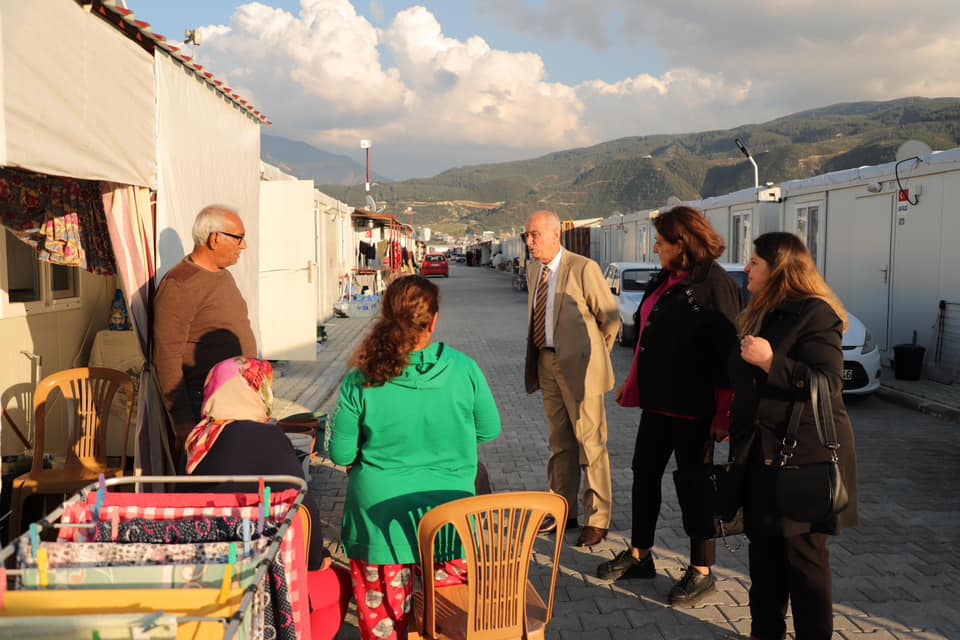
154, 257, 258, 427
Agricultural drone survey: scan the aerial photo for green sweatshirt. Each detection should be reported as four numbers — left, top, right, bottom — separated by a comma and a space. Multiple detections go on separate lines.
330, 342, 501, 565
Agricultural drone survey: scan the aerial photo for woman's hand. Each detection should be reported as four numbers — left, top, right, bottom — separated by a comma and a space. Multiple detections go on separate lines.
741, 335, 774, 373
614, 384, 625, 403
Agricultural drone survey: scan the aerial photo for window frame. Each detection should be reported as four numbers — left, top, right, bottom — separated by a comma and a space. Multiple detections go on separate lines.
0, 227, 83, 318
730, 209, 754, 263
793, 201, 825, 269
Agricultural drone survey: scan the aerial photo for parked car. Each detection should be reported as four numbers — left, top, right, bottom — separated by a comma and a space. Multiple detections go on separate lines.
419, 253, 449, 277
605, 261, 880, 394
603, 262, 660, 346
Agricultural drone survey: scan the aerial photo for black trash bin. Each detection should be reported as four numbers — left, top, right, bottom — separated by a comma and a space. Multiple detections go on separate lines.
893, 344, 925, 380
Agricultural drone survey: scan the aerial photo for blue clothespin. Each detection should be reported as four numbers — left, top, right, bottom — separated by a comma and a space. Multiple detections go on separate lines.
93, 473, 106, 520
29, 523, 40, 560
242, 519, 252, 557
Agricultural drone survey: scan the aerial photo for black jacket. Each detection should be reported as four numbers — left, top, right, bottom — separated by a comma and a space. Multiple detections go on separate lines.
631, 260, 742, 418
730, 297, 859, 537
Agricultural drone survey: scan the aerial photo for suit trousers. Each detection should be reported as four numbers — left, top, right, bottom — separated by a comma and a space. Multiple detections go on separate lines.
631, 410, 717, 566
748, 532, 833, 640
538, 350, 612, 528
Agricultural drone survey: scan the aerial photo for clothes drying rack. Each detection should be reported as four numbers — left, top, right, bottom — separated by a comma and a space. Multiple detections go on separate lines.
0, 474, 308, 640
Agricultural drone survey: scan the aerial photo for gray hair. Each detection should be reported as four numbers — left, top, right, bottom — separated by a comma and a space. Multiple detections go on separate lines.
527, 210, 561, 232
192, 205, 237, 246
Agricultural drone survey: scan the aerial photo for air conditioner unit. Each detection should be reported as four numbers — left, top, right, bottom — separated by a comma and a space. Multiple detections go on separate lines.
757, 185, 781, 203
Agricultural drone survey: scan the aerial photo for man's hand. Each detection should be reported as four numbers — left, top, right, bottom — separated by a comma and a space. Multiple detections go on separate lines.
614, 384, 625, 403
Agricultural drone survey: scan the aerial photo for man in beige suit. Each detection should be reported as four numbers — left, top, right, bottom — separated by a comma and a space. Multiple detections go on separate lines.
524, 210, 621, 546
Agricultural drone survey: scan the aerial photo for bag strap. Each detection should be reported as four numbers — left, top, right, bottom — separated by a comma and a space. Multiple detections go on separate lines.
811, 370, 840, 455
777, 369, 838, 466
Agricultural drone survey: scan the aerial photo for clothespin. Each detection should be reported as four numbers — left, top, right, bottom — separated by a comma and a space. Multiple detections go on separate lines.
29, 523, 40, 560
242, 519, 252, 557
92, 631, 101, 640
140, 611, 164, 632
219, 543, 237, 604
263, 486, 272, 518
37, 548, 49, 588
93, 473, 106, 520
257, 478, 266, 535
0, 568, 7, 609
110, 509, 120, 542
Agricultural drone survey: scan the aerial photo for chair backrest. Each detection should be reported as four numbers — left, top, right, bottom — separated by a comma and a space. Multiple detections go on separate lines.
30, 367, 134, 473
417, 491, 568, 640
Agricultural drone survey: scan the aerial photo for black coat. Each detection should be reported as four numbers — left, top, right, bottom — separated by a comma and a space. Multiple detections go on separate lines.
730, 297, 859, 537
631, 260, 742, 418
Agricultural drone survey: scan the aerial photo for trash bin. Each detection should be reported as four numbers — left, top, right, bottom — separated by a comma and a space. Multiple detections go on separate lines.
893, 344, 925, 380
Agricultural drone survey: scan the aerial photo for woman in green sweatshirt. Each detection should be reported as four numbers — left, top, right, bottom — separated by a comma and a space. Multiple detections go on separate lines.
329, 275, 501, 640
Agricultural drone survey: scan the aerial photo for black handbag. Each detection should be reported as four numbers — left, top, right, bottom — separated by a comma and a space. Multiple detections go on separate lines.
673, 442, 746, 546
773, 370, 849, 523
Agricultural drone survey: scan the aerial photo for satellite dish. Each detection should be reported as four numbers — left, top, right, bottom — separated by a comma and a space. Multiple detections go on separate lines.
896, 140, 932, 161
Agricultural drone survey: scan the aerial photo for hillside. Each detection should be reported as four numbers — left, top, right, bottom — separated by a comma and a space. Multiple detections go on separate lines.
299, 97, 960, 234
261, 134, 391, 185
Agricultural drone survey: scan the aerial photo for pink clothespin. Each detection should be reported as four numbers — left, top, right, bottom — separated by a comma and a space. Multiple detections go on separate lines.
110, 509, 120, 542
257, 478, 266, 535
0, 568, 6, 609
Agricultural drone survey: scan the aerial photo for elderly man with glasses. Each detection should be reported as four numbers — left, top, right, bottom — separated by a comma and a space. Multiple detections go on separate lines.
154, 204, 258, 460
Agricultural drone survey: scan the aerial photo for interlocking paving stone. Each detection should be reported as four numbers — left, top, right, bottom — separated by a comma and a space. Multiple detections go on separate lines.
269, 266, 960, 639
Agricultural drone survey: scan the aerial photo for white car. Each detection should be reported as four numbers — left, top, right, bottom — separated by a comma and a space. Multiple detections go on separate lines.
604, 262, 880, 394
603, 262, 660, 347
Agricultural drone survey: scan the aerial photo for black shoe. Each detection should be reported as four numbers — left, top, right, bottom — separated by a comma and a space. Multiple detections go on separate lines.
538, 516, 578, 534
597, 549, 656, 582
667, 566, 716, 606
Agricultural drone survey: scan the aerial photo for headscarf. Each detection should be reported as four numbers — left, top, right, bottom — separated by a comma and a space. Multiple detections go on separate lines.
184, 356, 275, 474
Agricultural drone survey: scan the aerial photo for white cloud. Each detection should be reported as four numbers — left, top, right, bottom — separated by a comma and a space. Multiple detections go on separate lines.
191, 0, 960, 178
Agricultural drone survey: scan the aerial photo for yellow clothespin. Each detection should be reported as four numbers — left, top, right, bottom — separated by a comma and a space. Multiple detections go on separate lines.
37, 548, 49, 588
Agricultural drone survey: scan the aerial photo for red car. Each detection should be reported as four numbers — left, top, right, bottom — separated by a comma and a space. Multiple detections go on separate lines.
419, 253, 449, 277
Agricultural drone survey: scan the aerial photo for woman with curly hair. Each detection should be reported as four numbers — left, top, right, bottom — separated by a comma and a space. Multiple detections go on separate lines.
329, 275, 501, 640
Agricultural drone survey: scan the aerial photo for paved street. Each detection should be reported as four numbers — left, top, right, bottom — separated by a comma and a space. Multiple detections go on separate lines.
309, 264, 960, 639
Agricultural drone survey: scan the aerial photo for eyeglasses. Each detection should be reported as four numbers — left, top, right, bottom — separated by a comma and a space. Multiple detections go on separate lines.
217, 230, 245, 243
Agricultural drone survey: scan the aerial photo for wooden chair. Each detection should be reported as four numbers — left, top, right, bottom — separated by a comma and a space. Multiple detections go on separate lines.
412, 491, 568, 640
8, 367, 134, 539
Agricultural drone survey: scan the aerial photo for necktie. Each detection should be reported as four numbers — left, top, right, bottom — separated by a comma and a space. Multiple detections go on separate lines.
533, 265, 551, 348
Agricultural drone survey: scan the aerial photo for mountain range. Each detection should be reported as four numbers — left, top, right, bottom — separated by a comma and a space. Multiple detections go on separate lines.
263, 97, 960, 234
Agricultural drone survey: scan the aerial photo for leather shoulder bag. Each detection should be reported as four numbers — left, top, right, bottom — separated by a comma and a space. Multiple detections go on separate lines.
774, 370, 849, 523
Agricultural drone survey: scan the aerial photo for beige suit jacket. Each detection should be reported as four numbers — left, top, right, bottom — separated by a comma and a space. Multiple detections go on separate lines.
524, 250, 621, 402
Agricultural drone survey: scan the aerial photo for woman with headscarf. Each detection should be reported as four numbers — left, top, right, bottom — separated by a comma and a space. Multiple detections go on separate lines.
329, 275, 502, 640
182, 356, 350, 640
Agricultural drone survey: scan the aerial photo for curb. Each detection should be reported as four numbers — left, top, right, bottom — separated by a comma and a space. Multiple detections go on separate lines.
876, 385, 960, 424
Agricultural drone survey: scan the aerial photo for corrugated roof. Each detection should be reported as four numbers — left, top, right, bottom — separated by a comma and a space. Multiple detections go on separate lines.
86, 0, 271, 125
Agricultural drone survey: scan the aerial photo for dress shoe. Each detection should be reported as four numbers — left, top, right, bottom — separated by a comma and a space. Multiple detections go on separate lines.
596, 549, 656, 582
538, 516, 578, 534
574, 525, 607, 547
667, 565, 716, 606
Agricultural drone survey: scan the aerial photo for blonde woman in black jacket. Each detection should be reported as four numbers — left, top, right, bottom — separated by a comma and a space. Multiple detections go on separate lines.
731, 232, 858, 640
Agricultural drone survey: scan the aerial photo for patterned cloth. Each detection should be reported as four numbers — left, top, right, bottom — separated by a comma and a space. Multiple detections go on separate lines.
88, 516, 278, 544
0, 166, 116, 274
185, 357, 275, 474
350, 559, 469, 640
56, 490, 306, 639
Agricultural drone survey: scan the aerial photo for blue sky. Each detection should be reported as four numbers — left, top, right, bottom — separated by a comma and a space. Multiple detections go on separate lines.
130, 1, 960, 180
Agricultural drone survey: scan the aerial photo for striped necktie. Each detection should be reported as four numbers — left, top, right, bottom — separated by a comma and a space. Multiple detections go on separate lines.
533, 265, 551, 348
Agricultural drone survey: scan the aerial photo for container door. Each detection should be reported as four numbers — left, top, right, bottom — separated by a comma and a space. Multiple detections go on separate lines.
832, 193, 893, 351
259, 180, 318, 360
